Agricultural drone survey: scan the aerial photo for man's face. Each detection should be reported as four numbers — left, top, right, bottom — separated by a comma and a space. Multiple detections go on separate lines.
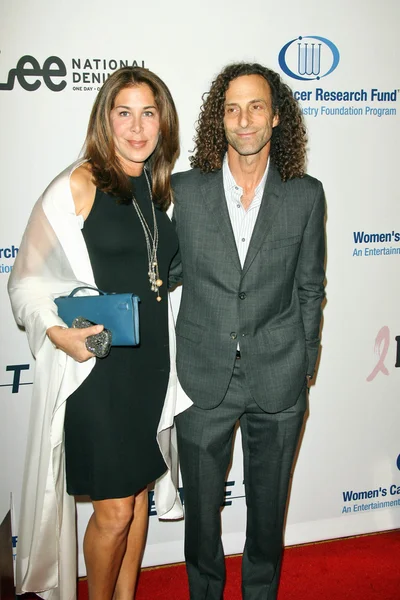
223, 74, 279, 158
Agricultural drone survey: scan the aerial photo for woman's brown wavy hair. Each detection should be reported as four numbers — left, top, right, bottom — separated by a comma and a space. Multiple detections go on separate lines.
190, 63, 307, 181
84, 67, 179, 210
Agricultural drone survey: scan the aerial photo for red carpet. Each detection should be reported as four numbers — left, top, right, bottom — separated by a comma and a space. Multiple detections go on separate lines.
22, 529, 400, 599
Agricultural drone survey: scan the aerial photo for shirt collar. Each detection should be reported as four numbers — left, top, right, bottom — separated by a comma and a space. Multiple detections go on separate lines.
222, 154, 270, 200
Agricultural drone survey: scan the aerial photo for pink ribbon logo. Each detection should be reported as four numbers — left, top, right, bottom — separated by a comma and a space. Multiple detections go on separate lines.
366, 326, 390, 382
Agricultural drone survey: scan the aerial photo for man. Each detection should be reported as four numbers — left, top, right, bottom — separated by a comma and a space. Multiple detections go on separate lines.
170, 62, 325, 600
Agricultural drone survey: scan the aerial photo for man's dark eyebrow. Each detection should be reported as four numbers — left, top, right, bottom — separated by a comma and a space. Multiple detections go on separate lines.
224, 98, 267, 106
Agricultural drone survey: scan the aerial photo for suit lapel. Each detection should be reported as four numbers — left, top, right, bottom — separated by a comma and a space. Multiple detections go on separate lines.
242, 163, 284, 277
200, 170, 242, 273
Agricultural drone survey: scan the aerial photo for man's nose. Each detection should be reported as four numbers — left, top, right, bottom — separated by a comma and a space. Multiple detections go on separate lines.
239, 109, 251, 128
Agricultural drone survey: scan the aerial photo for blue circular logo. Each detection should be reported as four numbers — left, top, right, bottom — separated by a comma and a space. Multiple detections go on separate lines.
278, 35, 340, 81
397, 454, 400, 471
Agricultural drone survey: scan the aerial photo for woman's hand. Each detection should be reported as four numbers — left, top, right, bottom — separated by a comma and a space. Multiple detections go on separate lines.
46, 324, 104, 362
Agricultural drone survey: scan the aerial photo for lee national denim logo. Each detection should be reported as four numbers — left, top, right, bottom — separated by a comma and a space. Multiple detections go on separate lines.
278, 36, 340, 81
0, 54, 147, 92
0, 55, 67, 91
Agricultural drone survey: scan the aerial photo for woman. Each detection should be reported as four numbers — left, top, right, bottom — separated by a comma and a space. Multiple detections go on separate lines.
8, 67, 191, 600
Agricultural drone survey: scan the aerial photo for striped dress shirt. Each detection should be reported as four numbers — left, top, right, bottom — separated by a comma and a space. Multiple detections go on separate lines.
222, 154, 270, 267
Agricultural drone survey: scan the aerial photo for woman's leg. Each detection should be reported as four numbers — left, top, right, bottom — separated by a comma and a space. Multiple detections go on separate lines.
113, 488, 149, 600
84, 495, 136, 600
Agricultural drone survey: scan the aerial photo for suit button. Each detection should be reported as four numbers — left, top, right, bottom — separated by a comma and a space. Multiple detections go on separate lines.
239, 292, 246, 300
230, 332, 237, 340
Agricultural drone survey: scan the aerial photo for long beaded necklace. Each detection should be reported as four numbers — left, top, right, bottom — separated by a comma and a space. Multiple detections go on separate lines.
131, 168, 163, 302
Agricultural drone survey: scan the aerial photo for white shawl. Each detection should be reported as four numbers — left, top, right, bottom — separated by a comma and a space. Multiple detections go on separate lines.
8, 161, 191, 600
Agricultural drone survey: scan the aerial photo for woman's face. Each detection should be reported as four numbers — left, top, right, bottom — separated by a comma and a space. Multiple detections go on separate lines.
110, 84, 161, 176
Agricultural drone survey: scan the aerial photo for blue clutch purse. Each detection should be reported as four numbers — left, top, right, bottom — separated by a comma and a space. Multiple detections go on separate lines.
55, 286, 140, 346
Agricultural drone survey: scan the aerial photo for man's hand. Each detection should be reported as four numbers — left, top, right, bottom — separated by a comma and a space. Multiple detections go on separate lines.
47, 324, 104, 362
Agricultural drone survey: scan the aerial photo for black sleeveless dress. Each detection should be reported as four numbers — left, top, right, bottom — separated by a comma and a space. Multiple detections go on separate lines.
64, 172, 178, 500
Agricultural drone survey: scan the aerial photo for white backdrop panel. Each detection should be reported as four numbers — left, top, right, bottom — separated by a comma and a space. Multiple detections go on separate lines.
1, 0, 399, 573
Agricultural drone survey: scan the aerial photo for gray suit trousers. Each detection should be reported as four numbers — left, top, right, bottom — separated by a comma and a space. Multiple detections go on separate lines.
176, 360, 306, 600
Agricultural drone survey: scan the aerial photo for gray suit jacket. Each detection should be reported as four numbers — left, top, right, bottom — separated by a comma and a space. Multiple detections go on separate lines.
170, 164, 325, 413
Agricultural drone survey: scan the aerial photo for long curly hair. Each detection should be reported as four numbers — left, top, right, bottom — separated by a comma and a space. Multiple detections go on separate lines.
190, 63, 307, 180
84, 67, 179, 210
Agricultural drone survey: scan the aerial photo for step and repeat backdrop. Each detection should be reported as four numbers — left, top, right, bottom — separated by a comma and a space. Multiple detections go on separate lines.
1, 0, 399, 575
